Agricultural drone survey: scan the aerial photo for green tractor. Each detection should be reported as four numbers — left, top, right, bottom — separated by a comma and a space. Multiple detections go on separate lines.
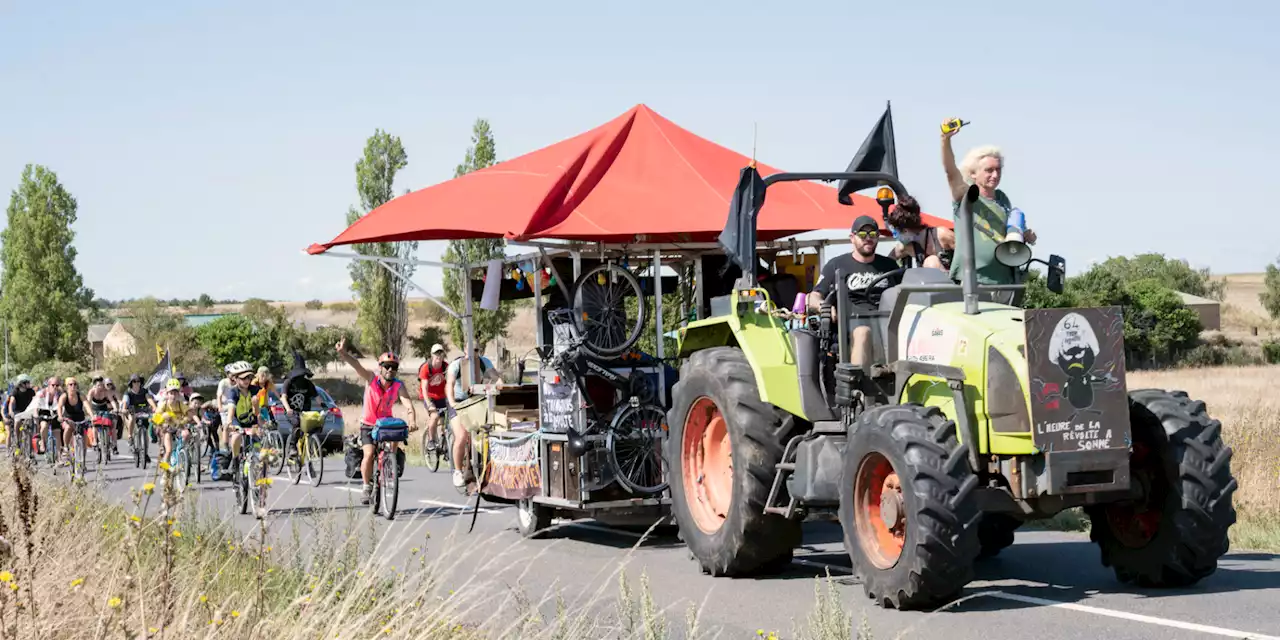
665, 163, 1237, 610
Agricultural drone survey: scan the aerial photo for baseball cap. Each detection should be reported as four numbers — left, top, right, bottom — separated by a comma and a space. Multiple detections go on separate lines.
431, 343, 445, 354
851, 215, 880, 233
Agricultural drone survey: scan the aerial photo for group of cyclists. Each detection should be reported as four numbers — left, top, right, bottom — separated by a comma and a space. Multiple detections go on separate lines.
1, 337, 501, 508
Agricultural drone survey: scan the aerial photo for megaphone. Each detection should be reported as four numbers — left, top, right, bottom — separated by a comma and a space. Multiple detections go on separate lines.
994, 208, 1031, 268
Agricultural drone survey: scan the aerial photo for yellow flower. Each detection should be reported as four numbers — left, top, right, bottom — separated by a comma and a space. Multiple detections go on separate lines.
143, 483, 155, 494
0, 571, 12, 583
8, 583, 16, 592
70, 578, 84, 588
231, 611, 240, 618
199, 595, 207, 603
159, 461, 171, 471
108, 597, 122, 608
130, 515, 140, 523
172, 531, 183, 538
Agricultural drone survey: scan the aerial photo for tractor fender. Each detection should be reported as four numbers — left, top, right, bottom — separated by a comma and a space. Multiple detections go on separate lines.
677, 315, 807, 419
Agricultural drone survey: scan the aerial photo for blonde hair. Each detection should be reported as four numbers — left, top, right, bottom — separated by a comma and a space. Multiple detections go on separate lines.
959, 145, 1003, 183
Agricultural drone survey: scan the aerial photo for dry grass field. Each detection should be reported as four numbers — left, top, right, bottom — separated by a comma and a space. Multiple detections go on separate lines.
1129, 365, 1280, 550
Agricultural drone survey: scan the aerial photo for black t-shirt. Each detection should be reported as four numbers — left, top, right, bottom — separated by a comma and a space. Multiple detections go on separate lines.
10, 387, 36, 414
813, 253, 901, 312
283, 375, 317, 412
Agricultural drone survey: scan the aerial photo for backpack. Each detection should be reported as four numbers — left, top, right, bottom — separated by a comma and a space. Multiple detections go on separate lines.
343, 435, 362, 479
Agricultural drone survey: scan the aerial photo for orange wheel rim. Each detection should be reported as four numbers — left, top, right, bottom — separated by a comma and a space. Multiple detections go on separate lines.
682, 397, 733, 534
854, 452, 905, 569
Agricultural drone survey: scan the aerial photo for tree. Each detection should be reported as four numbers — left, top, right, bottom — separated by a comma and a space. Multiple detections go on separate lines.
1093, 254, 1224, 300
409, 325, 449, 360
1260, 261, 1280, 319
442, 118, 515, 351
105, 297, 213, 383
0, 164, 93, 369
345, 129, 415, 356
240, 298, 274, 322
196, 293, 215, 311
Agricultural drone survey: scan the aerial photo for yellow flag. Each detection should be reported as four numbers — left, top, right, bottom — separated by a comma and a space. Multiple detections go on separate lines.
156, 344, 165, 364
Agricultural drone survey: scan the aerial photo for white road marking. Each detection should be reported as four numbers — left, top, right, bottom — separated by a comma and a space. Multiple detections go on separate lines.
793, 558, 1280, 640
418, 499, 500, 514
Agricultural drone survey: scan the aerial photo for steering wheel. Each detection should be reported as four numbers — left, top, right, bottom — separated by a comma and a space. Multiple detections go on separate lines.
823, 266, 908, 310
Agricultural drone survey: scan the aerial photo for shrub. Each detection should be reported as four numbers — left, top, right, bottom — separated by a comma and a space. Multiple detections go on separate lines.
1264, 340, 1280, 364
329, 301, 358, 313
27, 360, 87, 384
305, 299, 325, 310
1262, 263, 1280, 320
408, 325, 450, 360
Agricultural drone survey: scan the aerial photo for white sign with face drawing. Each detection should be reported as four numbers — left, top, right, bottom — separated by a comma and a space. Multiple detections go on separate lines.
898, 310, 958, 364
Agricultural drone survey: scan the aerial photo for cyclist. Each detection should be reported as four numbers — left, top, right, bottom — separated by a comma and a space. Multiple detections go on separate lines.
87, 377, 120, 453
445, 347, 500, 488
35, 377, 63, 456
223, 360, 264, 465
189, 392, 220, 454
152, 378, 191, 464
417, 344, 450, 456
215, 363, 241, 452
281, 357, 320, 463
120, 374, 157, 456
104, 378, 125, 448
56, 377, 90, 462
334, 337, 417, 505
5, 375, 36, 449
174, 373, 194, 400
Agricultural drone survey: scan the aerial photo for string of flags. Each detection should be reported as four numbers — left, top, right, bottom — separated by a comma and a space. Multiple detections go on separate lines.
479, 260, 556, 292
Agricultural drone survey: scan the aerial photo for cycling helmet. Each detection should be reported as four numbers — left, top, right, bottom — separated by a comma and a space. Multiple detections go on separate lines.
377, 351, 400, 366
15, 374, 31, 385
165, 378, 183, 392
226, 361, 253, 377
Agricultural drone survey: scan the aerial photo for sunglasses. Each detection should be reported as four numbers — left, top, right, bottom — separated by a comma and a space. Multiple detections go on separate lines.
380, 363, 399, 370
853, 229, 879, 240
237, 374, 253, 381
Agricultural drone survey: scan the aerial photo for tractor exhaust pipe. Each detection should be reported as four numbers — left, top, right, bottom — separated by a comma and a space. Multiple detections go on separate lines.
958, 184, 981, 315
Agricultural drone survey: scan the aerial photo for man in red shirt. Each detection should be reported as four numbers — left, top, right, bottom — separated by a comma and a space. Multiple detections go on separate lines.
417, 344, 449, 453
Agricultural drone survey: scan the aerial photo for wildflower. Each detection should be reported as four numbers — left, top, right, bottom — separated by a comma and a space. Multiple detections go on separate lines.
143, 483, 155, 494
159, 461, 171, 471
0, 571, 12, 583
172, 531, 183, 538
8, 583, 16, 592
231, 610, 240, 618
199, 595, 208, 603
108, 597, 122, 608
70, 578, 84, 589
130, 515, 141, 523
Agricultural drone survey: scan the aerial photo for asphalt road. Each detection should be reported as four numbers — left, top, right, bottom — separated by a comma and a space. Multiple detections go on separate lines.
33, 445, 1280, 640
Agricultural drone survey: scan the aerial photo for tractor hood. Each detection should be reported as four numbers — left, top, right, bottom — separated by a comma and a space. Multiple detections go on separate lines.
894, 301, 1024, 366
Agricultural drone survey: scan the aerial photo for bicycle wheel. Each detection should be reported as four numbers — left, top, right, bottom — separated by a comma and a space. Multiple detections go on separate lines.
234, 457, 248, 515
423, 428, 440, 472
247, 455, 264, 519
75, 434, 87, 482
177, 446, 191, 490
306, 434, 324, 487
193, 434, 203, 484
382, 446, 400, 520
369, 451, 382, 515
571, 262, 646, 358
606, 404, 668, 495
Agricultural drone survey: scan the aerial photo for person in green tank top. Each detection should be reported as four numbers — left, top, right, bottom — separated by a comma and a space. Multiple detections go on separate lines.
940, 121, 1038, 287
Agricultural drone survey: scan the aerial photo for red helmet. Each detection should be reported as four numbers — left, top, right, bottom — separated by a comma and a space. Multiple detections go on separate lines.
377, 352, 400, 366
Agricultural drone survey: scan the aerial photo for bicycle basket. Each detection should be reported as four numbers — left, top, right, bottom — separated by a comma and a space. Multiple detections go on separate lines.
371, 417, 408, 443
299, 411, 325, 434
92, 415, 114, 428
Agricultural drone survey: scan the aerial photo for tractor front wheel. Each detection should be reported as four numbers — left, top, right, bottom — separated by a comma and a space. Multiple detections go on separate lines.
839, 404, 981, 610
666, 347, 801, 576
1084, 389, 1236, 587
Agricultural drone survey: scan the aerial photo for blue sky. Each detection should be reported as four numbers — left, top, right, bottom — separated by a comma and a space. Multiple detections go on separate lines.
1, 0, 1275, 302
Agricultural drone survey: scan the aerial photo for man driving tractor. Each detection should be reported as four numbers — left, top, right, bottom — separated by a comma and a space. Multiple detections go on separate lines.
807, 214, 902, 377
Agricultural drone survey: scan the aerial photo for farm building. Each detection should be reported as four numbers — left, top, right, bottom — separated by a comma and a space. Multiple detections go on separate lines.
88, 321, 139, 369
1177, 292, 1221, 331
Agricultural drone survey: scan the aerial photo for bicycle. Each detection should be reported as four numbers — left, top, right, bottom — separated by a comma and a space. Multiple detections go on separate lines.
422, 406, 452, 473
369, 417, 412, 521
92, 413, 115, 469
67, 418, 92, 483
544, 309, 669, 495
131, 411, 152, 469
161, 422, 195, 492
232, 428, 274, 520
259, 411, 287, 476
568, 261, 648, 359
285, 411, 325, 487
189, 420, 207, 485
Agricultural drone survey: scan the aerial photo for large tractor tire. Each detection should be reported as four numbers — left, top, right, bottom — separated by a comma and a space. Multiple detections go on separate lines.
976, 514, 1022, 559
1084, 389, 1236, 587
840, 404, 981, 610
666, 347, 802, 576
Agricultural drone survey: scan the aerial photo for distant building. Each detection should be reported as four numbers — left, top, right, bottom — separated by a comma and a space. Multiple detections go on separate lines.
1177, 292, 1221, 331
88, 321, 139, 369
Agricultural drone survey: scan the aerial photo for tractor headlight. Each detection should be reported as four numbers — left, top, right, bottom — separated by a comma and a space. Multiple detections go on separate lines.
987, 346, 1030, 434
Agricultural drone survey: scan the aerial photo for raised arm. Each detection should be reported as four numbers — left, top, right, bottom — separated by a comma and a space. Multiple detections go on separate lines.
335, 337, 373, 384
941, 123, 968, 203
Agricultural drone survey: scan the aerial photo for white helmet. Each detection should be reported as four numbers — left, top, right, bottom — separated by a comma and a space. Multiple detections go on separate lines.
226, 361, 253, 377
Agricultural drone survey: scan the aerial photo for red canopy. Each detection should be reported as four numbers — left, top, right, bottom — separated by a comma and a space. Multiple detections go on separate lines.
308, 104, 950, 254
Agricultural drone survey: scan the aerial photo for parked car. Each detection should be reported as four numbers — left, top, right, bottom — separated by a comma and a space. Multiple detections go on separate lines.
266, 384, 346, 455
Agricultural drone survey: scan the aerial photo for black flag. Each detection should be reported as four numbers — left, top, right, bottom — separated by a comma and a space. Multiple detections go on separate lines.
717, 165, 768, 279
837, 102, 898, 205
146, 348, 173, 396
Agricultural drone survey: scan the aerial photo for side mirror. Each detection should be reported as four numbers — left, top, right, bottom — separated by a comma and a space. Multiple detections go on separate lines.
1046, 254, 1066, 294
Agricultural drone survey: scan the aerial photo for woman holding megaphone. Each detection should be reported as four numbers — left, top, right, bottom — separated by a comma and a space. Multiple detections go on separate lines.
940, 119, 1037, 289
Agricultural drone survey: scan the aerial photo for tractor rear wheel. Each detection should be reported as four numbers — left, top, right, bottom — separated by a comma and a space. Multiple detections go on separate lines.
1084, 390, 1236, 587
840, 404, 981, 610
666, 347, 802, 576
